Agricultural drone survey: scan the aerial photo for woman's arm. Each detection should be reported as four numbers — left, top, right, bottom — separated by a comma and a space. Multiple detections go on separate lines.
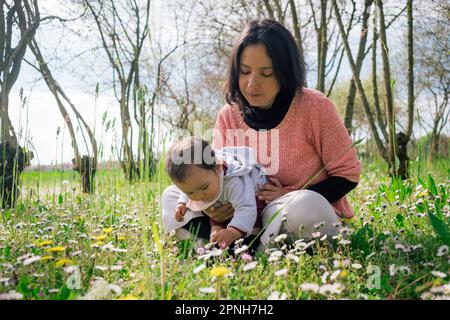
307, 176, 358, 203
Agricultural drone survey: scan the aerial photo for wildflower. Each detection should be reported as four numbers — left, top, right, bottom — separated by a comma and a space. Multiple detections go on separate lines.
96, 235, 107, 241
117, 296, 138, 300
103, 227, 113, 235
110, 265, 123, 271
210, 266, 230, 277
241, 253, 253, 263
37, 240, 53, 247
199, 287, 215, 294
321, 272, 330, 284
0, 290, 23, 300
286, 254, 300, 263
431, 271, 447, 278
23, 256, 41, 266
437, 245, 449, 257
300, 283, 320, 293
275, 268, 288, 277
193, 264, 206, 275
313, 221, 325, 229
389, 264, 397, 276
274, 234, 288, 243
351, 263, 362, 270
339, 239, 351, 245
95, 265, 109, 271
312, 232, 321, 238
267, 291, 287, 300
117, 236, 126, 241
243, 262, 258, 272
234, 245, 248, 255
55, 259, 73, 267
320, 234, 328, 241
318, 284, 344, 296
71, 251, 82, 257
47, 246, 66, 253
268, 256, 280, 263
330, 270, 341, 281
210, 248, 223, 257
41, 255, 54, 261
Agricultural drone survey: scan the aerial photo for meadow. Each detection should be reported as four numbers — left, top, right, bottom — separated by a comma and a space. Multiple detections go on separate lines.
0, 157, 449, 300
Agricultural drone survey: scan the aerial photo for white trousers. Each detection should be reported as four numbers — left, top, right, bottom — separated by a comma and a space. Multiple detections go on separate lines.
161, 185, 340, 251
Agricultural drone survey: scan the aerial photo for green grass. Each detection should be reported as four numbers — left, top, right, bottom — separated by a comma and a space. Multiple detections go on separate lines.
0, 158, 448, 300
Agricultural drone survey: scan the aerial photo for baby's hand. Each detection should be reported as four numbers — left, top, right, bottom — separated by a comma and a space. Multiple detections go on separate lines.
210, 227, 243, 249
175, 203, 188, 222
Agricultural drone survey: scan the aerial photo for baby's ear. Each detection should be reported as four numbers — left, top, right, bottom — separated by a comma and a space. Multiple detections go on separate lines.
215, 163, 222, 174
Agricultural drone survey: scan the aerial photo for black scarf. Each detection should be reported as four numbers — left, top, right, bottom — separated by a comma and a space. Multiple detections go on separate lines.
243, 90, 296, 130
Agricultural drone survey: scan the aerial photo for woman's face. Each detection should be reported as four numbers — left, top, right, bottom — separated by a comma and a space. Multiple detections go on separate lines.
238, 43, 281, 110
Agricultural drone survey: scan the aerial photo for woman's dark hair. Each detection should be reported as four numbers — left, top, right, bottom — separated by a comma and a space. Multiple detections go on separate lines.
224, 19, 306, 113
165, 137, 217, 182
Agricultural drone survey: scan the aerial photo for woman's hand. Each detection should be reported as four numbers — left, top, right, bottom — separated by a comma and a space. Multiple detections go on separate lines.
256, 177, 288, 203
204, 203, 234, 222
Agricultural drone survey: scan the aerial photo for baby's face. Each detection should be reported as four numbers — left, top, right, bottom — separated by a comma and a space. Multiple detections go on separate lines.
174, 165, 222, 202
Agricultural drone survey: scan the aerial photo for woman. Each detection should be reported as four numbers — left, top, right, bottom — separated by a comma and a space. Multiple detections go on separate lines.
162, 19, 361, 251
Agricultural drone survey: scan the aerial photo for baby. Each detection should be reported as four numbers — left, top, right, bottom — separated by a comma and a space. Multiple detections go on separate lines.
165, 137, 268, 249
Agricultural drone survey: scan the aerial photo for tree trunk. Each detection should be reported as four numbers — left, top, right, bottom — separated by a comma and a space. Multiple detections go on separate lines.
344, 0, 372, 134
375, 0, 397, 177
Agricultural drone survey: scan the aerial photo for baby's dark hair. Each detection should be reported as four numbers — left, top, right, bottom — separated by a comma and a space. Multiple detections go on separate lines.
165, 137, 217, 182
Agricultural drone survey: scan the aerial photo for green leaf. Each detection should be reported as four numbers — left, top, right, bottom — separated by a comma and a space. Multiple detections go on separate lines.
3, 245, 10, 258
394, 214, 405, 227
428, 174, 438, 196
58, 194, 63, 205
428, 212, 450, 246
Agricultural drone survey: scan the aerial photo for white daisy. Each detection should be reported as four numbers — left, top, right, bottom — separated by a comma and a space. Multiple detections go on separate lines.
431, 271, 447, 278
23, 256, 41, 266
300, 283, 320, 293
275, 268, 288, 277
437, 245, 449, 257
199, 287, 215, 294
267, 291, 287, 300
243, 261, 258, 272
274, 234, 288, 243
193, 264, 206, 274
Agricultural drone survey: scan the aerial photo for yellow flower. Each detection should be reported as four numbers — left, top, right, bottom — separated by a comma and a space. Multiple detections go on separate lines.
37, 240, 53, 247
47, 246, 66, 253
117, 296, 138, 300
96, 235, 107, 241
93, 241, 104, 246
41, 255, 54, 261
210, 266, 230, 277
339, 270, 349, 279
418, 190, 428, 198
117, 235, 126, 241
55, 258, 73, 267
103, 227, 113, 235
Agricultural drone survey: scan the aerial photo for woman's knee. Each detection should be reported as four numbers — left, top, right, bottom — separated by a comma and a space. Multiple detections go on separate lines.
279, 190, 339, 238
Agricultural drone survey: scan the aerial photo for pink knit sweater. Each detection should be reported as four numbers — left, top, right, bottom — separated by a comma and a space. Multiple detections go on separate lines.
212, 88, 361, 218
